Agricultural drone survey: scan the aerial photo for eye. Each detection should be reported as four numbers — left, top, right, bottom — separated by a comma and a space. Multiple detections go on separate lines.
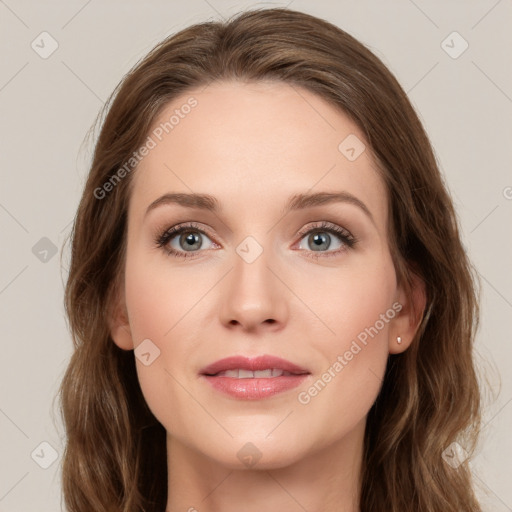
295, 221, 356, 258
155, 220, 357, 260
155, 222, 217, 259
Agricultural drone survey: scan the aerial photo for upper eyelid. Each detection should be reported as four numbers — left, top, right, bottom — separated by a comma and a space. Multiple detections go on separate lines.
297, 221, 352, 237
164, 222, 216, 240
160, 220, 353, 245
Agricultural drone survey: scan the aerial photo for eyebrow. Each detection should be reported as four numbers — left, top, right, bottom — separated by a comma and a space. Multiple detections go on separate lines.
144, 191, 375, 224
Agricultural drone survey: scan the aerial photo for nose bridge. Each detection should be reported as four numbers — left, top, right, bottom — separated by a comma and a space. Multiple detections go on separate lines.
219, 234, 287, 330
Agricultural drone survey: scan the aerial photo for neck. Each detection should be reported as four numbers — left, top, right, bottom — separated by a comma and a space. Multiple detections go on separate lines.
165, 418, 365, 512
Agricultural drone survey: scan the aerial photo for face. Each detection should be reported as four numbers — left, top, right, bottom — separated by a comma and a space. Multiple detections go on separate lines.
111, 80, 414, 469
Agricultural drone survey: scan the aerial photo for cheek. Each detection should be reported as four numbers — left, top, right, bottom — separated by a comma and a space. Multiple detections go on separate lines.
124, 249, 206, 342
123, 252, 216, 432
294, 255, 395, 415
302, 250, 396, 347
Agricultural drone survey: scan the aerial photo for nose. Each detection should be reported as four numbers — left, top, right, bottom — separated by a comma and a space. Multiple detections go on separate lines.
218, 246, 289, 333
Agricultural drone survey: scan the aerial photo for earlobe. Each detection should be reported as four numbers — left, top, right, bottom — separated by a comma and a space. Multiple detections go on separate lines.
389, 269, 427, 354
108, 290, 134, 351
110, 316, 134, 351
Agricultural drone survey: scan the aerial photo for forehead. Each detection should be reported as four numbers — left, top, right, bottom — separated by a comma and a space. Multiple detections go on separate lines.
128, 80, 387, 230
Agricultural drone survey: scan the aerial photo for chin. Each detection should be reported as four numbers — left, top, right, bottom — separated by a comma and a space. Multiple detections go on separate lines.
197, 433, 307, 471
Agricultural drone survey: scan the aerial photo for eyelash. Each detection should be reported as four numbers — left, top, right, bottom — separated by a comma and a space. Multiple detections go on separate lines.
154, 221, 358, 260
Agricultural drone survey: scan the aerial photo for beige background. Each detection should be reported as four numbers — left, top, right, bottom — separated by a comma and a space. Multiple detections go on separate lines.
0, 0, 511, 510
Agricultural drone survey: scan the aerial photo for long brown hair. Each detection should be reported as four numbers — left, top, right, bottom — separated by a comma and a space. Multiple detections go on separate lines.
59, 7, 483, 511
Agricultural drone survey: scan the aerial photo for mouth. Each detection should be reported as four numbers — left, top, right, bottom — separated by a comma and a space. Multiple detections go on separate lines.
199, 355, 311, 400
207, 368, 305, 378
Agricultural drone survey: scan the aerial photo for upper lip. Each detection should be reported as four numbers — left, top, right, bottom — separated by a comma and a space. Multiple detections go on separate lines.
200, 355, 310, 376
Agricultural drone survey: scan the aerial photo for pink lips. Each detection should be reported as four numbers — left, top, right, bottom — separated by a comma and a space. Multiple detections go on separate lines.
199, 355, 310, 400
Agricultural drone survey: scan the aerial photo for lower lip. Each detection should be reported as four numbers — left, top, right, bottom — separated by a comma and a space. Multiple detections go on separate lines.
201, 374, 309, 400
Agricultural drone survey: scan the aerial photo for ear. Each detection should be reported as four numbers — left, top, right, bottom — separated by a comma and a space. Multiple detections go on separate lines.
107, 279, 134, 351
389, 268, 427, 355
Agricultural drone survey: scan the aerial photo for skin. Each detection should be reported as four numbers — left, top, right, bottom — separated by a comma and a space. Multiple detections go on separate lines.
109, 80, 425, 512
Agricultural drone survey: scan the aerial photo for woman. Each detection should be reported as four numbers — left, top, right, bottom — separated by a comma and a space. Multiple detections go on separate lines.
59, 7, 483, 511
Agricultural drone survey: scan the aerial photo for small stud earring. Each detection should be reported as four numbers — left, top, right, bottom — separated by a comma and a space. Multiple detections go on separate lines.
397, 336, 402, 344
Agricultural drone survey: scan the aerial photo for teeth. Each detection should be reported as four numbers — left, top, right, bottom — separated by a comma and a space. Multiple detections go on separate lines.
214, 368, 294, 378
254, 369, 273, 378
